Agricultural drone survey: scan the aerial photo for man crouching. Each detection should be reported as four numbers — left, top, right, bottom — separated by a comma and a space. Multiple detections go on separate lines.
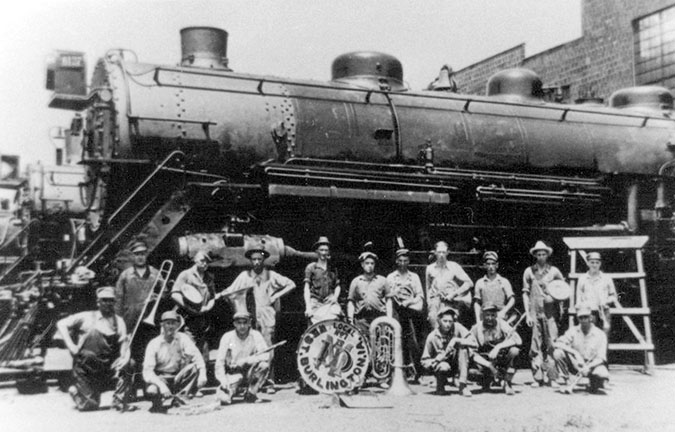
215, 311, 270, 405
143, 311, 207, 413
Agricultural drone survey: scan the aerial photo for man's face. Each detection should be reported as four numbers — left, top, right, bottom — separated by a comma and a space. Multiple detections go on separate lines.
484, 259, 498, 276
317, 245, 330, 260
579, 315, 592, 331
588, 259, 601, 271
195, 256, 209, 272
133, 250, 147, 267
396, 255, 409, 271
161, 319, 180, 338
234, 318, 251, 336
97, 298, 115, 315
250, 252, 265, 272
438, 313, 455, 333
435, 246, 449, 262
535, 251, 549, 265
483, 310, 498, 327
361, 258, 375, 274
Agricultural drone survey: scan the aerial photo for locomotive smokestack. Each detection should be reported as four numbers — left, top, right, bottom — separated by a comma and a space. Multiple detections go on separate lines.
180, 27, 231, 70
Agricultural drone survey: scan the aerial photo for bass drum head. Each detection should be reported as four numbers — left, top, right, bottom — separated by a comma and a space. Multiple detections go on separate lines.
181, 284, 204, 309
548, 280, 571, 301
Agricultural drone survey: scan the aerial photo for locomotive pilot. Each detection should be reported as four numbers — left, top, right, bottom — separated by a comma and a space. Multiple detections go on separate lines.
303, 236, 342, 323
143, 311, 207, 413
575, 252, 617, 338
522, 240, 565, 387
386, 247, 424, 382
347, 249, 394, 337
221, 243, 295, 392
553, 304, 609, 394
425, 241, 473, 328
473, 251, 515, 323
469, 302, 522, 395
421, 306, 474, 397
56, 287, 133, 412
171, 251, 216, 359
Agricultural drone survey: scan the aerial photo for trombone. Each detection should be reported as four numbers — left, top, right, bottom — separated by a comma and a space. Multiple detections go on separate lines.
129, 260, 173, 344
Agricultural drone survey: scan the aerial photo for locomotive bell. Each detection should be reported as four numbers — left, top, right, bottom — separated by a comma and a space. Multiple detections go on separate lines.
180, 27, 231, 70
608, 86, 674, 112
331, 51, 406, 91
486, 68, 544, 101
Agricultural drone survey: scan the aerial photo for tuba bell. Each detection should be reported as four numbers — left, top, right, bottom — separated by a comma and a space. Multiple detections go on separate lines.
369, 316, 413, 396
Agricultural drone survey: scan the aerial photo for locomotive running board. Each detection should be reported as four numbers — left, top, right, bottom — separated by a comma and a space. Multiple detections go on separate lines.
268, 184, 450, 204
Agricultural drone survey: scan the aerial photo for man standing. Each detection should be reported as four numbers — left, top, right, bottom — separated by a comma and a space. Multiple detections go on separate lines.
421, 307, 474, 397
221, 243, 295, 392
215, 311, 270, 405
171, 251, 215, 358
386, 247, 424, 382
522, 240, 565, 387
575, 252, 617, 337
303, 236, 342, 323
469, 302, 522, 395
473, 251, 515, 323
56, 287, 132, 411
143, 311, 207, 413
347, 250, 393, 336
553, 304, 609, 394
425, 241, 473, 328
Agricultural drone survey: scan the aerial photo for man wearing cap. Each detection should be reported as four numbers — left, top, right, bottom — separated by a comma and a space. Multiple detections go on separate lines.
386, 247, 424, 382
220, 243, 295, 392
421, 306, 475, 397
347, 250, 394, 336
143, 311, 207, 412
522, 240, 565, 387
171, 251, 216, 358
303, 236, 342, 324
553, 304, 609, 393
473, 251, 515, 323
469, 302, 522, 395
56, 287, 133, 411
215, 311, 270, 405
576, 252, 617, 337
425, 241, 473, 329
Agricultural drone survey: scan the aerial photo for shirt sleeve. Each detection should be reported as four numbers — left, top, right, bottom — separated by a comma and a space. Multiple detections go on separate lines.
451, 262, 472, 286
214, 334, 229, 384
271, 271, 296, 293
474, 279, 483, 302
595, 332, 608, 363
117, 317, 127, 343
114, 271, 126, 317
502, 278, 514, 299
254, 332, 270, 361
142, 339, 159, 383
304, 263, 314, 284
348, 278, 358, 301
411, 273, 424, 298
522, 268, 532, 294
172, 270, 188, 295
420, 334, 436, 367
182, 334, 206, 374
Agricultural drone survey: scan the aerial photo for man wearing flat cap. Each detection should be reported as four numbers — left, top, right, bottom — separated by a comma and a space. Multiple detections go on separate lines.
553, 304, 609, 394
143, 310, 207, 412
469, 302, 522, 395
386, 247, 424, 382
421, 306, 474, 397
473, 251, 515, 324
522, 240, 565, 387
575, 252, 617, 337
303, 236, 342, 323
171, 251, 216, 359
215, 311, 270, 405
221, 242, 295, 392
56, 286, 133, 411
347, 246, 394, 336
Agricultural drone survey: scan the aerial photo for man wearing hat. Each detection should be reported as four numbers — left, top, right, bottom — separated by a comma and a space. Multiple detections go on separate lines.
425, 241, 474, 329
143, 310, 207, 412
347, 247, 394, 336
171, 250, 216, 358
303, 236, 342, 324
553, 304, 609, 393
522, 240, 565, 387
386, 247, 424, 382
215, 311, 270, 405
56, 286, 133, 411
473, 251, 515, 323
575, 252, 617, 337
421, 306, 474, 397
220, 242, 295, 392
469, 302, 522, 395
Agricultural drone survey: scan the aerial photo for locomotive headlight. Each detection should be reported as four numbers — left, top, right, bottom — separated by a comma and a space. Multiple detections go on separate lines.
97, 88, 113, 102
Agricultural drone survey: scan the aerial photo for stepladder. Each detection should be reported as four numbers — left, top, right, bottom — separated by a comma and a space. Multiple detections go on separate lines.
563, 236, 655, 374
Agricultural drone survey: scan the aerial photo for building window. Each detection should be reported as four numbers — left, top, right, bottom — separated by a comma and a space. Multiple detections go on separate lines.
634, 6, 675, 88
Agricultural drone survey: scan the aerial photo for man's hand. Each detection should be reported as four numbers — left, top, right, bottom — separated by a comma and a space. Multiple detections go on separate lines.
201, 299, 215, 313
488, 346, 500, 361
66, 341, 80, 357
525, 313, 533, 327
158, 382, 172, 397
580, 364, 591, 377
304, 308, 313, 318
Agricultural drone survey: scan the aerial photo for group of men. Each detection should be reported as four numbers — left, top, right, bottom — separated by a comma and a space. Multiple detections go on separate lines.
56, 236, 614, 413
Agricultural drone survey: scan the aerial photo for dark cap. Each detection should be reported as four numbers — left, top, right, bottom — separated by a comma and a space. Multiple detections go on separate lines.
244, 243, 270, 259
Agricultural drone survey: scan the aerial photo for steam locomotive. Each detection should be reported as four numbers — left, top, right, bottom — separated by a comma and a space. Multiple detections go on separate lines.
2, 26, 675, 379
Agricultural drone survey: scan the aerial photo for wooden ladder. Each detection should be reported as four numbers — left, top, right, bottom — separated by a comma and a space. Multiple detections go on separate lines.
562, 236, 655, 374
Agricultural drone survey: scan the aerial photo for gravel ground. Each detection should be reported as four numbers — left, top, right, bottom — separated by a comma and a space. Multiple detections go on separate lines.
1, 367, 674, 432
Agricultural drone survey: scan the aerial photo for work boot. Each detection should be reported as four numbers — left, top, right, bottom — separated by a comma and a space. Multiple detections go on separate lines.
459, 384, 472, 397
504, 381, 515, 396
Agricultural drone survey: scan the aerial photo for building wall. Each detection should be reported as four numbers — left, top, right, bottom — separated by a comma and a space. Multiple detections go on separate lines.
454, 0, 675, 101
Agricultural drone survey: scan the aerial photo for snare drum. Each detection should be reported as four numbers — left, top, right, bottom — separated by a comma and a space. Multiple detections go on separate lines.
548, 280, 571, 301
180, 284, 206, 311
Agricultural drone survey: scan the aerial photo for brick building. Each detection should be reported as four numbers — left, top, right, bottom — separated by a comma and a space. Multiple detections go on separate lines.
455, 0, 675, 103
